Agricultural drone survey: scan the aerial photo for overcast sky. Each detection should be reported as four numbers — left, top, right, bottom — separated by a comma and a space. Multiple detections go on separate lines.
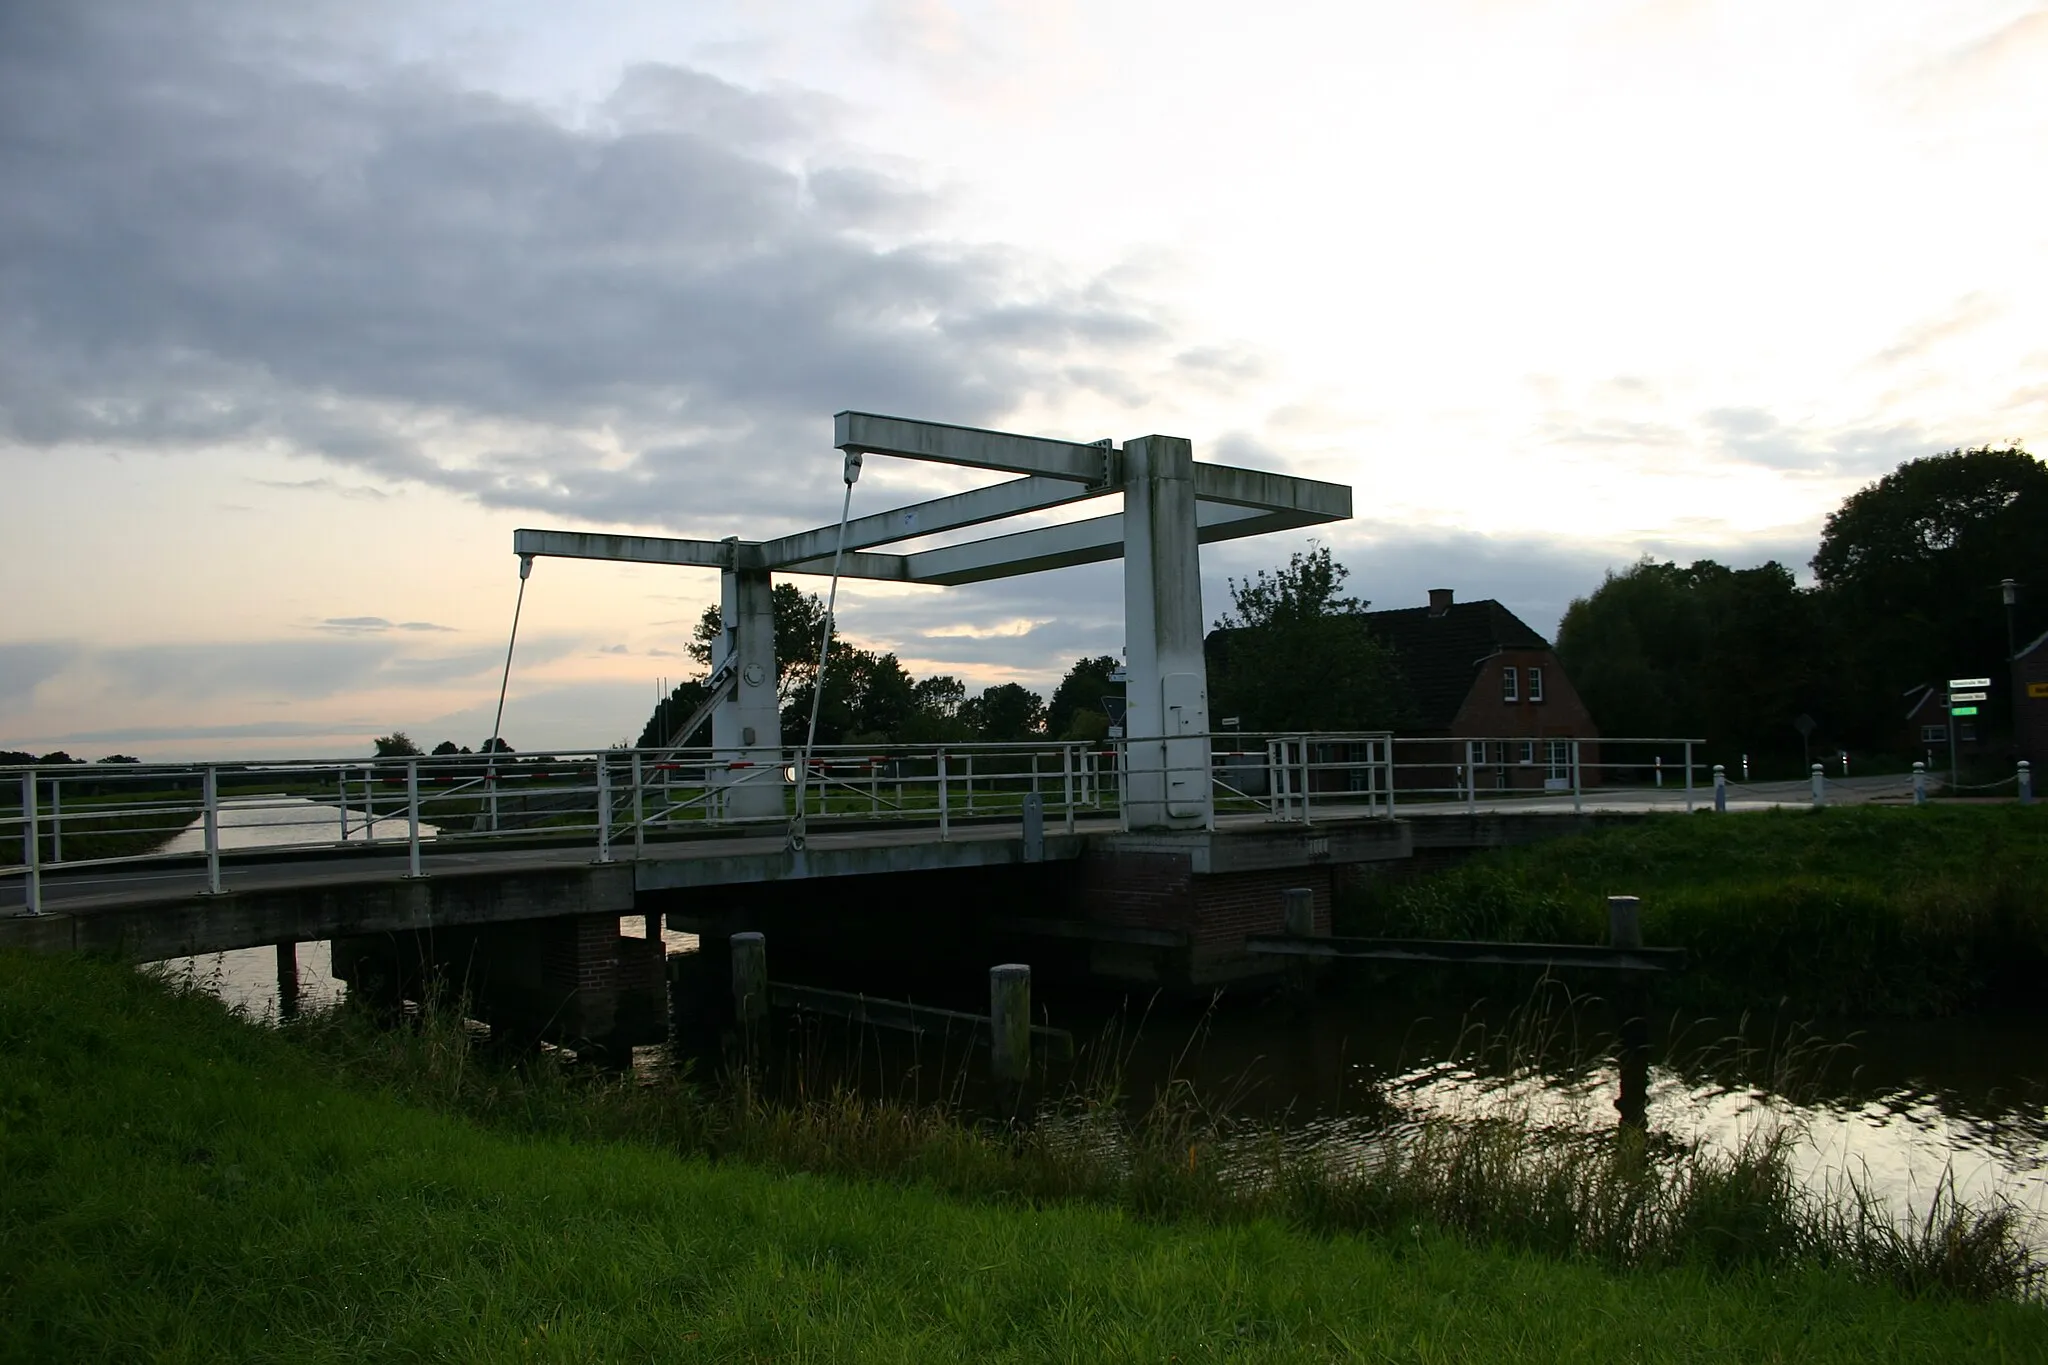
4, 0, 2044, 757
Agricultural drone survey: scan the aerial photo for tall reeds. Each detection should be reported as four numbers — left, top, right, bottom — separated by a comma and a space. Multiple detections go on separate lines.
271, 978, 2045, 1304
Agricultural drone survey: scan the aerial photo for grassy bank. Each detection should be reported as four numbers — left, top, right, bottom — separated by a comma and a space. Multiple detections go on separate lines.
1343, 805, 2048, 1015
5, 956, 2046, 1361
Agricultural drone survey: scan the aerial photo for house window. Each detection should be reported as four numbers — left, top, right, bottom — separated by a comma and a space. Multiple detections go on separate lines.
1529, 667, 1545, 702
1519, 740, 1535, 765
1502, 666, 1519, 702
1920, 724, 1947, 744
1546, 740, 1572, 782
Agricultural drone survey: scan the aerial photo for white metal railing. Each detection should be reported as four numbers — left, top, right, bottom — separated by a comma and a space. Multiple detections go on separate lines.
7, 736, 2021, 915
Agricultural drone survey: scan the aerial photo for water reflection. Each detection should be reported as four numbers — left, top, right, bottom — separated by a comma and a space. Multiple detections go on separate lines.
155, 907, 2048, 1250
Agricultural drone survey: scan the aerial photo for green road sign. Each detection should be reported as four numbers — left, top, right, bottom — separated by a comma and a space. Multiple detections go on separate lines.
1951, 705, 1980, 716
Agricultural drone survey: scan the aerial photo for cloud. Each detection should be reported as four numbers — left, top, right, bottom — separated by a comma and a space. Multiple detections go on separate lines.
924, 618, 1049, 639
0, 643, 78, 704
1700, 408, 1927, 477
0, 1, 1169, 530
1869, 293, 2003, 368
318, 617, 458, 633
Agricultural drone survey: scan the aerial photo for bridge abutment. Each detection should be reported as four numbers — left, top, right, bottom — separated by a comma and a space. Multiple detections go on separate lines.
330, 910, 667, 1056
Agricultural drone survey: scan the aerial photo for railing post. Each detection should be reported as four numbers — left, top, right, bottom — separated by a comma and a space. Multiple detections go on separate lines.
937, 748, 949, 840
337, 770, 350, 841
1713, 763, 1726, 814
362, 766, 377, 845
2021, 760, 2034, 807
1913, 760, 1927, 806
594, 753, 614, 864
964, 753, 974, 815
631, 751, 646, 854
1464, 740, 1477, 815
1683, 742, 1695, 813
202, 764, 222, 895
1062, 744, 1076, 834
20, 771, 41, 916
49, 776, 62, 865
405, 759, 423, 879
1810, 763, 1825, 809
1572, 739, 1583, 814
1301, 739, 1314, 824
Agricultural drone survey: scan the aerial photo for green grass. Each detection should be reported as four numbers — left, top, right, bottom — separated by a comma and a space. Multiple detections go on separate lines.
1343, 805, 2048, 1015
6, 955, 2047, 1361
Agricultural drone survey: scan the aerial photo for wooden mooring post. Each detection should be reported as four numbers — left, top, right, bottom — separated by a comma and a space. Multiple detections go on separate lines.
275, 941, 300, 1021
731, 931, 768, 1069
1608, 895, 1651, 1133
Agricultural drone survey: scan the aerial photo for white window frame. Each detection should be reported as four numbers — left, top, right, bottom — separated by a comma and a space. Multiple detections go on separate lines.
1528, 667, 1545, 703
1920, 724, 1947, 744
1545, 739, 1571, 784
1501, 666, 1519, 702
1519, 740, 1535, 765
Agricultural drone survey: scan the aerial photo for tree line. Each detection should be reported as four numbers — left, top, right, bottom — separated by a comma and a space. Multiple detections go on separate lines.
1556, 446, 2048, 767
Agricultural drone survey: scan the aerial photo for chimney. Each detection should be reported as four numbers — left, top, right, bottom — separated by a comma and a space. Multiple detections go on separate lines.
1427, 587, 1454, 617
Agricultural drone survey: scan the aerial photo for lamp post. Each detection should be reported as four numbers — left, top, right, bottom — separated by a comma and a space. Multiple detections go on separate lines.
2004, 578, 2021, 766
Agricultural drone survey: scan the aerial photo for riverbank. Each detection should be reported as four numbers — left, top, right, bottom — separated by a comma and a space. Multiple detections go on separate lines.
1345, 805, 2048, 1015
4, 954, 2045, 1360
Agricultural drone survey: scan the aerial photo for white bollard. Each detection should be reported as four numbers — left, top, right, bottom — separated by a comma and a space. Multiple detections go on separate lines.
1713, 763, 1726, 814
1913, 760, 1927, 806
2022, 760, 2033, 807
1810, 763, 1825, 809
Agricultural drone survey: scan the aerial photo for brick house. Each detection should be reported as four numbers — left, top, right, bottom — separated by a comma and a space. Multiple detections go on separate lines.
2012, 631, 2048, 767
1205, 587, 1601, 793
1365, 588, 1601, 791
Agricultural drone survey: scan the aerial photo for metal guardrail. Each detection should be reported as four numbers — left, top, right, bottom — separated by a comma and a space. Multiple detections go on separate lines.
6, 735, 2028, 916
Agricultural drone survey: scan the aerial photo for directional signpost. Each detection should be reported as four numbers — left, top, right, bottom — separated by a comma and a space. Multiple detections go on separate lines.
1946, 677, 1993, 789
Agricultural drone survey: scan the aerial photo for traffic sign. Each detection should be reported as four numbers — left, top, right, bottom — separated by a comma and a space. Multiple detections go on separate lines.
1949, 676, 1991, 689
1951, 705, 1980, 717
1949, 690, 1988, 703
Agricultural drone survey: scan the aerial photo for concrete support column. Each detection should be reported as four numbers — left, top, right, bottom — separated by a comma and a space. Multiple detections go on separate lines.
712, 566, 784, 822
1120, 435, 1212, 831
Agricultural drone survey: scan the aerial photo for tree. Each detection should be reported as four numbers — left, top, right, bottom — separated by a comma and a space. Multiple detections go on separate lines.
636, 677, 716, 748
1556, 558, 1822, 762
372, 733, 422, 758
430, 740, 461, 756
962, 682, 1046, 741
780, 645, 921, 747
1812, 446, 2048, 742
1206, 544, 1407, 731
686, 582, 829, 704
900, 675, 972, 743
1046, 655, 1122, 739
480, 737, 514, 755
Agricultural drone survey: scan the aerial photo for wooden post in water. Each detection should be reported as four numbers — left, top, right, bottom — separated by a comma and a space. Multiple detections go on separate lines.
1281, 885, 1316, 998
1282, 886, 1315, 937
1607, 894, 1650, 1133
989, 963, 1031, 1096
275, 941, 300, 1021
731, 931, 767, 1069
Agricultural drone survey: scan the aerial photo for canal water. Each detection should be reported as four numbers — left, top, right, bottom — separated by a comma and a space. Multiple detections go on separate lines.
153, 799, 2048, 1249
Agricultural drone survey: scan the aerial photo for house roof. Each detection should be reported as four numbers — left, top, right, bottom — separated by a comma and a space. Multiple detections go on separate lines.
1203, 597, 1553, 732
1358, 600, 1552, 730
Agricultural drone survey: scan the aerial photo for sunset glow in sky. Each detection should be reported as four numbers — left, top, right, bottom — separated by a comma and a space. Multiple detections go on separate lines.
5, 0, 2046, 756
